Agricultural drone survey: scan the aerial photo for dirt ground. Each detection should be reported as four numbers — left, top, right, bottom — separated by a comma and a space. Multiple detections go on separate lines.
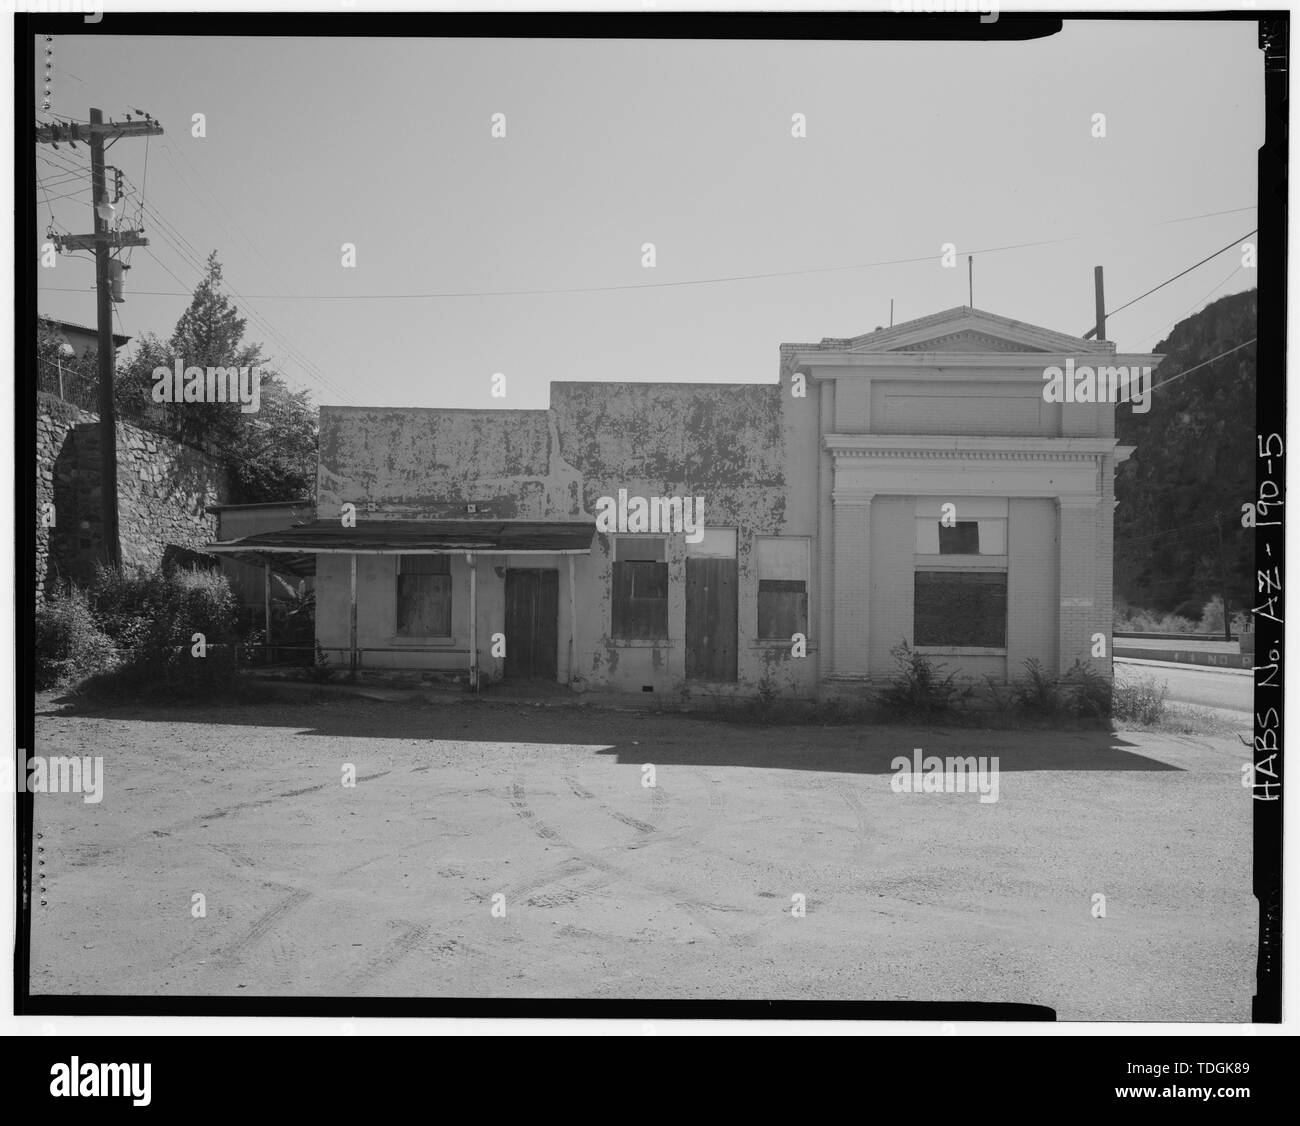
28, 692, 1255, 1019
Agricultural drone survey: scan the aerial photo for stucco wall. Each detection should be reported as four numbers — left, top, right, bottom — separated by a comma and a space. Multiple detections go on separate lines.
1006, 498, 1060, 675
316, 381, 821, 693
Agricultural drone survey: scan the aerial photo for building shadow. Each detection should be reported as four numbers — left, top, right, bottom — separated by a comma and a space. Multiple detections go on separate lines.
40, 691, 1182, 774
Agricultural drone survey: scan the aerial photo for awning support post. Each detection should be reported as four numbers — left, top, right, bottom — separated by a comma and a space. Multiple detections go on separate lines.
468, 552, 479, 692
349, 553, 358, 679
568, 554, 576, 685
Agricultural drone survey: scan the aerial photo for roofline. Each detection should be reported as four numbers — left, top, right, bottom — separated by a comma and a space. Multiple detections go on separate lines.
206, 544, 591, 556
205, 499, 314, 513
38, 315, 131, 345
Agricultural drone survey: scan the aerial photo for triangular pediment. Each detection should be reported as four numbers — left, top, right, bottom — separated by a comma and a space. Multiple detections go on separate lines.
825, 306, 1114, 356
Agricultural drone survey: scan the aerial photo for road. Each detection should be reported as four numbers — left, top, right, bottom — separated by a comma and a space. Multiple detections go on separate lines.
1116, 658, 1252, 718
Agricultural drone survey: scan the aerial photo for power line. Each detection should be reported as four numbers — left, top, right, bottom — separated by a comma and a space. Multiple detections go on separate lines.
134, 214, 361, 408
1105, 230, 1256, 322
139, 215, 360, 407
1118, 515, 1235, 546
1151, 338, 1256, 394
1138, 264, 1245, 352
38, 204, 1260, 302
114, 163, 359, 405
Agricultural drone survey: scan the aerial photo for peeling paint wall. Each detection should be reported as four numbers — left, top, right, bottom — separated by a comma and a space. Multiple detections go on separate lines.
316, 380, 821, 694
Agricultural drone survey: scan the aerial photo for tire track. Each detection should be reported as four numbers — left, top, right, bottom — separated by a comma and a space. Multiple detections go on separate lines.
216, 887, 312, 966
505, 777, 755, 945
348, 922, 432, 987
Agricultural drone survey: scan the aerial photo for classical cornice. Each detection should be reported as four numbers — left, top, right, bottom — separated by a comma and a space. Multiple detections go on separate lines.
791, 351, 1163, 374
823, 434, 1119, 462
798, 306, 1120, 357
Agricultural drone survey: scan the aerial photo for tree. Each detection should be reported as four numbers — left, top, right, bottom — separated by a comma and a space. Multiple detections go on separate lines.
36, 315, 98, 410
115, 252, 318, 503
1114, 289, 1255, 617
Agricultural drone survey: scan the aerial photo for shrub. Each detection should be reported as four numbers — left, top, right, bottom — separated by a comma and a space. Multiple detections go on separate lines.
1061, 659, 1112, 719
307, 640, 335, 683
1010, 658, 1064, 716
875, 640, 967, 719
89, 564, 164, 649
1113, 674, 1168, 725
1198, 596, 1252, 638
981, 673, 1016, 720
1114, 604, 1199, 634
35, 587, 117, 690
83, 566, 241, 700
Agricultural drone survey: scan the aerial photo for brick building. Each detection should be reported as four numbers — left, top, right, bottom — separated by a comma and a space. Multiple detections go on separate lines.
209, 306, 1161, 695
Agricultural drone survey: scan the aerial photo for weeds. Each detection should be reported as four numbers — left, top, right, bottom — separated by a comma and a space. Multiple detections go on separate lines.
1112, 674, 1168, 725
874, 640, 969, 720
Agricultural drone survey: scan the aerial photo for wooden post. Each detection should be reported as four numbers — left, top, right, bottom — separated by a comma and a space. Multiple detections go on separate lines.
349, 554, 358, 678
264, 562, 272, 657
568, 554, 576, 685
1094, 265, 1106, 342
90, 108, 119, 566
467, 552, 478, 691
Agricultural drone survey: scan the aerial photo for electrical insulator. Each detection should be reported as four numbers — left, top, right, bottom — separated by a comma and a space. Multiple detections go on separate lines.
108, 259, 125, 303
113, 167, 123, 201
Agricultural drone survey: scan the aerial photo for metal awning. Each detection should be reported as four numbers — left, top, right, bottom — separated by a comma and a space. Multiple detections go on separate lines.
205, 518, 595, 560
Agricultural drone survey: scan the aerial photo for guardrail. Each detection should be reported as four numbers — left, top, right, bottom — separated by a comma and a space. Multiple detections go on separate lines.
1115, 647, 1254, 670
1113, 631, 1244, 642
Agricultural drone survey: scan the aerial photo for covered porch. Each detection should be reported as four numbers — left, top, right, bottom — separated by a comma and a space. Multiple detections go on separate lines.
206, 519, 595, 688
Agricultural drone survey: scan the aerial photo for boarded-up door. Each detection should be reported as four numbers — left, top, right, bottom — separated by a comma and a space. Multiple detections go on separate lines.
504, 569, 559, 680
686, 557, 737, 682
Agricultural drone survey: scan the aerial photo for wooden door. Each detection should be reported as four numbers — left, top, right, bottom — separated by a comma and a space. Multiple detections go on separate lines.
504, 569, 559, 680
685, 557, 738, 682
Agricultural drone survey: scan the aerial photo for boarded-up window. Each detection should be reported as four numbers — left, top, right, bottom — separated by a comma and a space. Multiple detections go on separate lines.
397, 554, 452, 636
938, 521, 981, 554
757, 537, 809, 639
612, 537, 668, 639
914, 571, 1007, 647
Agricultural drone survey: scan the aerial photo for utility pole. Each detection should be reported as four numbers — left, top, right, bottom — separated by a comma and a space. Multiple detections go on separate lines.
36, 108, 162, 567
89, 108, 119, 566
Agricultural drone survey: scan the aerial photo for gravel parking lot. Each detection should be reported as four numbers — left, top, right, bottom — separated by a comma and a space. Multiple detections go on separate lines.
29, 693, 1255, 1019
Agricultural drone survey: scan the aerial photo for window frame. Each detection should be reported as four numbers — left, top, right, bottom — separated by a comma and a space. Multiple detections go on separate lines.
913, 567, 1009, 653
754, 535, 811, 642
913, 500, 1008, 655
394, 554, 453, 639
611, 536, 669, 641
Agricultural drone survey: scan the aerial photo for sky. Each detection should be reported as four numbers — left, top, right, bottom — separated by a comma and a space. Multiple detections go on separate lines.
34, 21, 1264, 412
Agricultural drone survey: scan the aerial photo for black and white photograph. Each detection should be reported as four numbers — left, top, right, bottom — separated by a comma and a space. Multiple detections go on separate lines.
10, 2, 1290, 1071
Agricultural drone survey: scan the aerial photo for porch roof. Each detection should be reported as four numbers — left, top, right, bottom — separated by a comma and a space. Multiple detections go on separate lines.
205, 518, 596, 562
